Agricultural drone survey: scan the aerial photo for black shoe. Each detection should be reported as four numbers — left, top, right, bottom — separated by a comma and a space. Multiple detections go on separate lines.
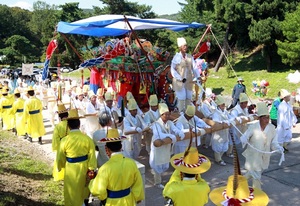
28, 137, 32, 143
283, 147, 289, 153
38, 137, 42, 145
24, 135, 28, 139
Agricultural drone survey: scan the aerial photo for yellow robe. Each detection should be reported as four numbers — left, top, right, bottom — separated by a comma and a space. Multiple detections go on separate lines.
163, 170, 210, 206
12, 98, 26, 136
52, 120, 69, 181
24, 96, 45, 138
57, 130, 97, 206
0, 95, 15, 130
89, 153, 145, 206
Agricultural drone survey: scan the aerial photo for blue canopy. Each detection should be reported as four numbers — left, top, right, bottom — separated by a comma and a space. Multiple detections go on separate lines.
57, 14, 205, 37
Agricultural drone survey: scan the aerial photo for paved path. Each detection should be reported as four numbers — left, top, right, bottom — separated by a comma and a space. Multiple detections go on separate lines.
37, 109, 300, 206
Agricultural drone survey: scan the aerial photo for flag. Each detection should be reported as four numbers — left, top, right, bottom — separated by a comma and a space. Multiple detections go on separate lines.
42, 40, 58, 80
22, 63, 34, 75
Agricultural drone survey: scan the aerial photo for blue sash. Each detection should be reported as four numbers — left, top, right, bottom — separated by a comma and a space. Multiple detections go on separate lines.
107, 188, 130, 198
3, 105, 12, 109
66, 155, 88, 163
29, 109, 40, 114
16, 109, 24, 113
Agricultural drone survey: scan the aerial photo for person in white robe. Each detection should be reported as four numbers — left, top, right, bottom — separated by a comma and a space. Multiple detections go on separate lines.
85, 90, 101, 138
175, 105, 210, 154
276, 89, 298, 152
149, 103, 184, 189
47, 81, 58, 127
143, 94, 160, 154
100, 91, 122, 128
241, 102, 284, 189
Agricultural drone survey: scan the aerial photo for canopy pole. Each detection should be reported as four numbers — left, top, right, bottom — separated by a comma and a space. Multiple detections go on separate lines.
193, 24, 211, 55
60, 33, 84, 63
123, 15, 157, 98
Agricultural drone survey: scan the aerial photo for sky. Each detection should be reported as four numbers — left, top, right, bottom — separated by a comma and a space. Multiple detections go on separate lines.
2, 0, 182, 15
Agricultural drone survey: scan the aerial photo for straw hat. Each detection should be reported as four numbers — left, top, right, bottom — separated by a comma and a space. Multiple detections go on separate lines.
57, 103, 68, 114
280, 89, 290, 99
88, 90, 96, 99
185, 105, 195, 117
105, 92, 113, 101
215, 95, 225, 106
239, 93, 248, 103
99, 128, 126, 142
14, 88, 21, 94
27, 85, 34, 92
67, 109, 84, 119
237, 77, 244, 82
177, 37, 187, 47
83, 85, 89, 93
126, 91, 134, 100
158, 103, 169, 115
149, 94, 158, 106
170, 147, 211, 174
127, 98, 138, 110
256, 102, 269, 117
209, 175, 269, 206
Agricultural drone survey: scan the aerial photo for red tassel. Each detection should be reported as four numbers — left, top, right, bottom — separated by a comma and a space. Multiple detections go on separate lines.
227, 198, 241, 206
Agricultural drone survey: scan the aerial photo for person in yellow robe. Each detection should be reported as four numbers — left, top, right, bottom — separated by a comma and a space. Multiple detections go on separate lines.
56, 109, 97, 206
23, 86, 45, 144
0, 87, 15, 130
52, 103, 69, 181
89, 128, 145, 206
163, 146, 211, 206
12, 88, 26, 136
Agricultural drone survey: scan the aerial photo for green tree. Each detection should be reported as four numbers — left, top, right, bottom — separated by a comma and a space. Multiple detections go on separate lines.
276, 5, 300, 66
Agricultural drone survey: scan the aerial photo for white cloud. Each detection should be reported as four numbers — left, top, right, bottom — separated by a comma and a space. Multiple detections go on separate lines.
9, 1, 32, 11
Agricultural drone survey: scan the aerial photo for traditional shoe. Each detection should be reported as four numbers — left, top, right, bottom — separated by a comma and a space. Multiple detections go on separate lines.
38, 137, 42, 145
28, 137, 32, 143
217, 160, 226, 166
283, 147, 289, 153
227, 153, 234, 158
155, 184, 165, 189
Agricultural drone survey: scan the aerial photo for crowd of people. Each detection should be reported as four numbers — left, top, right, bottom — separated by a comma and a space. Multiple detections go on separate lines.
0, 37, 297, 206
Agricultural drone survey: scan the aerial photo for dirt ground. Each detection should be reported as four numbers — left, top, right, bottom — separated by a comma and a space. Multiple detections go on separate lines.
0, 132, 61, 206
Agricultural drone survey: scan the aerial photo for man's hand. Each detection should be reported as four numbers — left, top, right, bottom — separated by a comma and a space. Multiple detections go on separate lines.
182, 78, 186, 83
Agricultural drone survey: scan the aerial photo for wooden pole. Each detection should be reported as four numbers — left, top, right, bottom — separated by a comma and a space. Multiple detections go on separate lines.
60, 33, 84, 63
193, 24, 211, 54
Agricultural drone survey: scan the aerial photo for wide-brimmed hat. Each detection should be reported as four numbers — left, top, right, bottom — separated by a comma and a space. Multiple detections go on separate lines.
127, 98, 138, 110
158, 103, 169, 115
99, 128, 126, 142
57, 103, 68, 114
149, 94, 158, 106
177, 37, 187, 47
239, 93, 248, 103
14, 88, 21, 94
26, 85, 34, 92
215, 95, 225, 106
209, 175, 269, 206
170, 147, 211, 174
256, 102, 269, 117
67, 109, 84, 119
105, 92, 113, 101
1, 88, 8, 94
280, 89, 290, 99
237, 77, 244, 82
185, 105, 195, 117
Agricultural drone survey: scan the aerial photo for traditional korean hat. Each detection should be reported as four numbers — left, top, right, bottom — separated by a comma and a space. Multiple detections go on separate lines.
105, 92, 113, 101
237, 77, 244, 82
88, 90, 96, 99
170, 147, 211, 174
57, 103, 68, 114
205, 88, 213, 98
280, 89, 290, 99
126, 91, 134, 100
215, 95, 225, 105
97, 88, 104, 96
67, 109, 84, 119
127, 98, 138, 110
99, 128, 126, 142
1, 88, 8, 94
239, 93, 248, 103
256, 102, 269, 117
83, 85, 89, 93
177, 37, 187, 47
158, 103, 169, 115
185, 105, 195, 117
76, 87, 84, 96
209, 175, 269, 206
149, 94, 158, 106
26, 85, 34, 92
0, 83, 3, 89
14, 88, 20, 94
